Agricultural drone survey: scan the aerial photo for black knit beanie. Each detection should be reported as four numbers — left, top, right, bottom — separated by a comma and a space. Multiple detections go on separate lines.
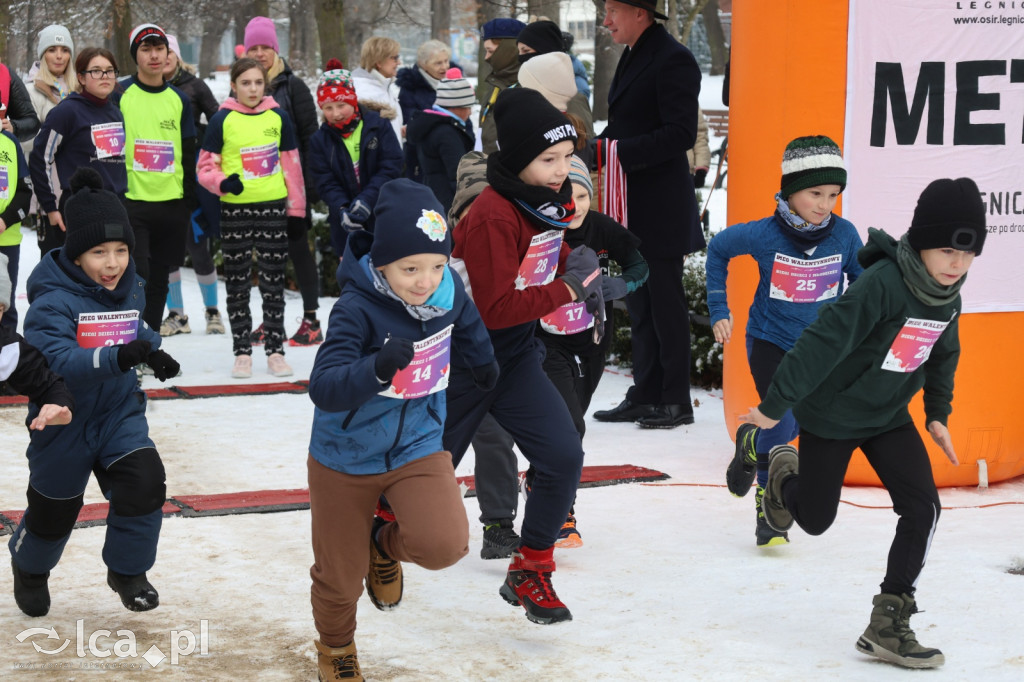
780, 135, 847, 199
129, 23, 168, 63
370, 179, 451, 266
493, 87, 578, 175
516, 20, 566, 56
907, 177, 987, 255
64, 168, 135, 260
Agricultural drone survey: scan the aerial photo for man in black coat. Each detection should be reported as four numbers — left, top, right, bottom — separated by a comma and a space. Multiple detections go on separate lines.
593, 0, 704, 429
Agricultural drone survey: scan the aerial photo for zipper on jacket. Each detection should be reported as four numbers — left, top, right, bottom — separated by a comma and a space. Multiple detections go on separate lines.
384, 401, 410, 471
341, 407, 359, 430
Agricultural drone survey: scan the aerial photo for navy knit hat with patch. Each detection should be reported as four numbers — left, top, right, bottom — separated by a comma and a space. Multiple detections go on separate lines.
907, 177, 987, 255
370, 179, 451, 266
493, 87, 577, 175
779, 135, 847, 199
64, 168, 135, 260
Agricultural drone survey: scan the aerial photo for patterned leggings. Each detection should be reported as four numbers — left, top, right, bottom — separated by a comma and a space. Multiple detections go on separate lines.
220, 200, 289, 356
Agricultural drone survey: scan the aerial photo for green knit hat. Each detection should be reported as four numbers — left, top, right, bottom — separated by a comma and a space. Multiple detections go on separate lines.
779, 135, 847, 198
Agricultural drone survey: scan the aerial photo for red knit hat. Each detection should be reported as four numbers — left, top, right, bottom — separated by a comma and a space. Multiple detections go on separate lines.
317, 58, 358, 108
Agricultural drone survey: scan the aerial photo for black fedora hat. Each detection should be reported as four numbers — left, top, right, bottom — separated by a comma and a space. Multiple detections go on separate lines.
615, 0, 669, 22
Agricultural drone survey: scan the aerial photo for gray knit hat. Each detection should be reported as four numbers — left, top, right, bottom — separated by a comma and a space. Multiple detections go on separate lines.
434, 68, 476, 109
0, 253, 11, 313
779, 135, 847, 198
568, 155, 592, 198
37, 25, 74, 60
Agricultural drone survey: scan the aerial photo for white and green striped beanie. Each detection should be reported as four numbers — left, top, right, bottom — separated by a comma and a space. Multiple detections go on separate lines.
780, 135, 847, 198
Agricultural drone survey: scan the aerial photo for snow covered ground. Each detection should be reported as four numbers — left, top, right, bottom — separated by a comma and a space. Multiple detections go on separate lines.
2, 74, 1023, 680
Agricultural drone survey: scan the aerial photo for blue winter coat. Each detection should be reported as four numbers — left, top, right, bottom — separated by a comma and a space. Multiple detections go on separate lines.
705, 214, 864, 351
307, 107, 404, 255
307, 230, 494, 475
23, 250, 161, 461
570, 54, 591, 99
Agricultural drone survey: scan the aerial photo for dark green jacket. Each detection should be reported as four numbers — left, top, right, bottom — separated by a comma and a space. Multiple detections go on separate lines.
760, 229, 960, 440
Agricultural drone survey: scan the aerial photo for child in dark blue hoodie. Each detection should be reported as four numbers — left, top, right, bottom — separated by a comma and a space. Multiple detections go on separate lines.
10, 169, 179, 618
305, 178, 496, 681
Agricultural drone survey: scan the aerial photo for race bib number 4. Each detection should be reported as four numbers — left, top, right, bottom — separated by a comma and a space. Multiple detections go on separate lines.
881, 317, 951, 373
379, 325, 453, 400
515, 230, 563, 290
769, 253, 843, 303
132, 139, 175, 173
91, 122, 126, 159
77, 311, 140, 348
240, 142, 281, 179
0, 166, 8, 201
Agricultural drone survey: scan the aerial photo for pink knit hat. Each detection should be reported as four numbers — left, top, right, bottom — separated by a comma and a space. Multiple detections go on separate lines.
244, 16, 279, 53
166, 34, 181, 58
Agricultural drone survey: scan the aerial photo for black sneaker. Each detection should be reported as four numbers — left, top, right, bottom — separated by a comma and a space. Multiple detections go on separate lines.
107, 569, 159, 612
755, 487, 790, 547
762, 445, 799, 532
481, 519, 521, 560
726, 423, 759, 497
12, 558, 50, 617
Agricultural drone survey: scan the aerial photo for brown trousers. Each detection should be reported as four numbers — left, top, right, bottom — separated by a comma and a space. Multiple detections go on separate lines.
308, 452, 469, 646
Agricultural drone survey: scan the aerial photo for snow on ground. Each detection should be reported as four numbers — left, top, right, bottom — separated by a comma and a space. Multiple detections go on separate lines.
3, 71, 1023, 678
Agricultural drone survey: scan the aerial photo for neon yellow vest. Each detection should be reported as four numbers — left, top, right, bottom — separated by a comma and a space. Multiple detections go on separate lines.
342, 121, 363, 168
120, 84, 185, 202
0, 133, 23, 246
219, 110, 287, 204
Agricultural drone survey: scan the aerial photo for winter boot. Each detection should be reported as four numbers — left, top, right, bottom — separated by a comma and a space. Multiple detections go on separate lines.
726, 423, 759, 497
314, 639, 363, 681
762, 444, 799, 532
499, 545, 572, 624
365, 517, 402, 611
481, 519, 521, 560
107, 569, 159, 612
754, 487, 789, 547
12, 558, 50, 617
855, 592, 944, 668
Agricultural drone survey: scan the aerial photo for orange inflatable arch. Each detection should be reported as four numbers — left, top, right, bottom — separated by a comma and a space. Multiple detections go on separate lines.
723, 1, 1023, 487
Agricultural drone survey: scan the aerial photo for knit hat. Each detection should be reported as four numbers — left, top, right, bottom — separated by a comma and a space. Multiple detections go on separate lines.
434, 68, 476, 109
37, 25, 73, 60
370, 179, 451, 266
243, 16, 280, 53
63, 168, 135, 261
129, 23, 168, 63
493, 87, 578, 175
517, 52, 576, 111
516, 20, 566, 56
906, 178, 987, 255
482, 18, 527, 41
568, 155, 593, 197
166, 33, 181, 58
449, 152, 489, 225
779, 135, 847, 198
0, 253, 10, 313
615, 0, 669, 21
317, 60, 358, 108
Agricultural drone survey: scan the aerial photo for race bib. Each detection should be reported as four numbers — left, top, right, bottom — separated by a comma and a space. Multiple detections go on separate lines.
881, 317, 951, 373
240, 142, 280, 179
76, 311, 140, 348
379, 325, 453, 399
91, 122, 126, 159
0, 165, 8, 200
132, 139, 175, 173
769, 253, 843, 303
540, 301, 594, 335
515, 230, 563, 290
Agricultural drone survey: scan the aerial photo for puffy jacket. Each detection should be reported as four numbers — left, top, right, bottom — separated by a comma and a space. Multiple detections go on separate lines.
396, 66, 439, 182
267, 60, 319, 201
405, 108, 474, 214
351, 67, 403, 146
1, 64, 41, 142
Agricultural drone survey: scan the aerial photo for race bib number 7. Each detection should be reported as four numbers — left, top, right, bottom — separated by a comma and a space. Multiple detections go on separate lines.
133, 139, 175, 173
881, 317, 951, 373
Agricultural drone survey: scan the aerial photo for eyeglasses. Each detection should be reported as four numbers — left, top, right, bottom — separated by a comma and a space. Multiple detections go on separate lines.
84, 68, 119, 79
390, 55, 401, 61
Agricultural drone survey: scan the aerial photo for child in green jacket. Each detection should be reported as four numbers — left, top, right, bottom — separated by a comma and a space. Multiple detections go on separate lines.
741, 177, 986, 670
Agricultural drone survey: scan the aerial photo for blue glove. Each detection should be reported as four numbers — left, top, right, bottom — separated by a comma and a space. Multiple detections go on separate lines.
220, 173, 244, 195
349, 198, 371, 224
559, 245, 601, 302
340, 209, 363, 233
601, 276, 628, 301
374, 338, 416, 383
470, 360, 500, 392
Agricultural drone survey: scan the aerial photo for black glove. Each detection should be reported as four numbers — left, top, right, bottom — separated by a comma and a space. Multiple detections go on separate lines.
287, 216, 306, 241
374, 338, 416, 383
601, 276, 628, 301
584, 290, 606, 344
693, 168, 708, 188
220, 173, 244, 196
585, 137, 600, 170
470, 360, 500, 392
116, 339, 152, 373
348, 198, 371, 224
559, 245, 601, 302
147, 349, 180, 382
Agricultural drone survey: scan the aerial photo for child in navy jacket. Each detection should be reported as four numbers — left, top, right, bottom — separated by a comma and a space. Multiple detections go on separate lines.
305, 179, 495, 681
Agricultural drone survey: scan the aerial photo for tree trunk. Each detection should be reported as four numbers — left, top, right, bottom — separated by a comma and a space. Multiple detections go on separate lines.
527, 0, 561, 22
432, 0, 452, 43
666, 0, 679, 41
315, 0, 347, 71
199, 16, 222, 79
112, 0, 134, 75
591, 0, 622, 121
0, 0, 10, 66
702, 0, 726, 75
680, 0, 710, 46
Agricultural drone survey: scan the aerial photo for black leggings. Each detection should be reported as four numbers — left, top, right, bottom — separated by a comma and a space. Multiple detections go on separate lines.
782, 422, 941, 596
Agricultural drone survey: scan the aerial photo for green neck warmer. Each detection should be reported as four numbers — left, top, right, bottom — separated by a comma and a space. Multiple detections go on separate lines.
896, 234, 965, 306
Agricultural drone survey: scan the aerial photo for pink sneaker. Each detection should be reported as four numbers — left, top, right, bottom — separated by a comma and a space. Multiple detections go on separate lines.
231, 355, 253, 379
267, 353, 293, 377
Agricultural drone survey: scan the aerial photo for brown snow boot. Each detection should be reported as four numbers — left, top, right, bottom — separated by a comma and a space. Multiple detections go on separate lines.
314, 639, 363, 681
365, 517, 403, 610
855, 592, 944, 668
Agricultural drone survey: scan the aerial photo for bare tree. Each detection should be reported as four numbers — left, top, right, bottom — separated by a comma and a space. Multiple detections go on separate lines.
111, 0, 134, 74
702, 0, 726, 75
432, 0, 452, 43
591, 0, 622, 120
678, 0, 710, 45
526, 0, 560, 21
0, 0, 11, 63
315, 0, 347, 67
